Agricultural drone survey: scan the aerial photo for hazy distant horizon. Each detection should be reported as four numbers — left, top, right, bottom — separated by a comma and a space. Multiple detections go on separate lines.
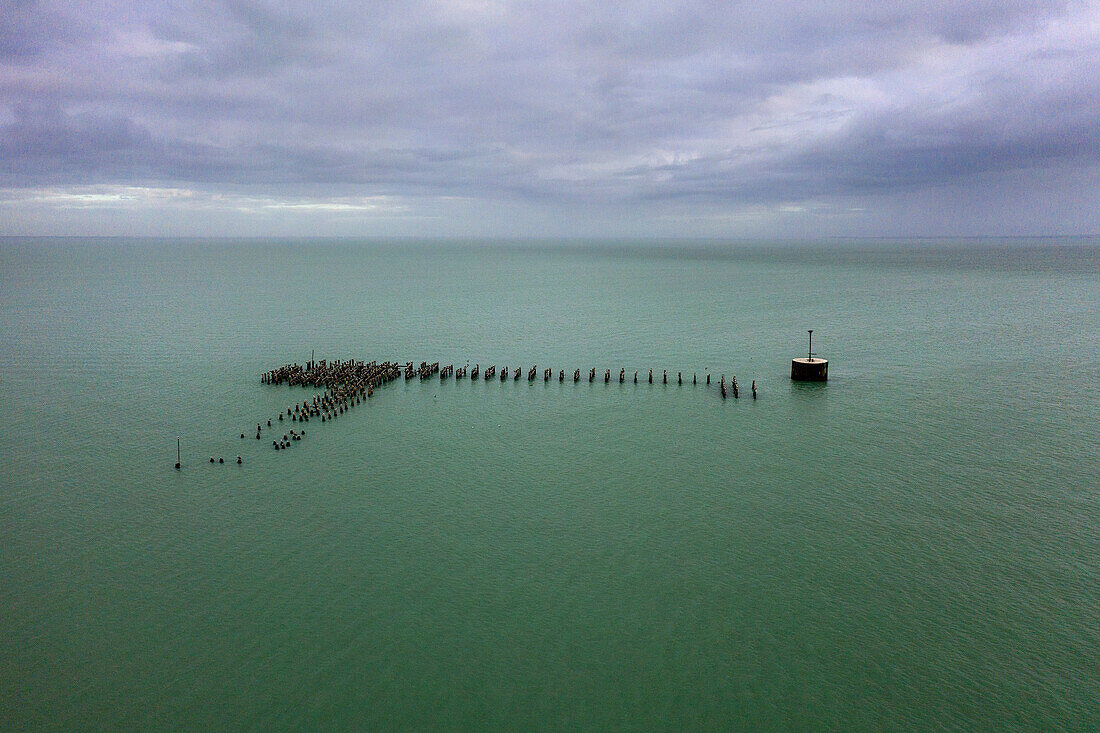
3, 234, 1099, 244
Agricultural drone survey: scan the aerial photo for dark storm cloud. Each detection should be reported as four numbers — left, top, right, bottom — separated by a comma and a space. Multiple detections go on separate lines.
1, 0, 1098, 234
0, 102, 535, 196
637, 50, 1100, 204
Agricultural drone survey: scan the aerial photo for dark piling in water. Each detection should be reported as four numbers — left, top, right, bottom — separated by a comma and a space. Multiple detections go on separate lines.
259, 356, 753, 461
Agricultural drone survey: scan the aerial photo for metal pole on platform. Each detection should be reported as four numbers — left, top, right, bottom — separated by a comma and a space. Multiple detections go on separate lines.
808, 330, 813, 361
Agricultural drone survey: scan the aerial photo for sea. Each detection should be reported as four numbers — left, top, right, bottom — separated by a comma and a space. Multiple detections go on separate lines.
1, 237, 1097, 730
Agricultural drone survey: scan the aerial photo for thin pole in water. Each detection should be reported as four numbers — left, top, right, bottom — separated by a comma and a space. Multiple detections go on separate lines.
175, 437, 181, 470
808, 330, 813, 361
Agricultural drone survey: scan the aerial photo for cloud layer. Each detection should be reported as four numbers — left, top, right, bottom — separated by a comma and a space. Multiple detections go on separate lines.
2, 0, 1099, 236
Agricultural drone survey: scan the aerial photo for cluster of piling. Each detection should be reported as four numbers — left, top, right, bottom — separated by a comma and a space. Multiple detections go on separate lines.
265, 359, 757, 398
406, 362, 439, 380
262, 359, 403, 390
196, 349, 785, 474
180, 356, 766, 468
232, 357, 760, 463
253, 359, 407, 452
183, 334, 829, 471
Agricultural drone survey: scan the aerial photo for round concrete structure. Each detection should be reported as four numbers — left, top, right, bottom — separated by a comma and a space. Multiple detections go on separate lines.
791, 357, 828, 381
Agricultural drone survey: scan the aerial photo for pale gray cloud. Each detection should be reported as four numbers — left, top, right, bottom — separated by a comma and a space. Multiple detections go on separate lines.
0, 0, 1097, 236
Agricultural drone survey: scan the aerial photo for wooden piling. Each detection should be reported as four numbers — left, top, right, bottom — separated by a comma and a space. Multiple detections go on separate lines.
258, 355, 761, 460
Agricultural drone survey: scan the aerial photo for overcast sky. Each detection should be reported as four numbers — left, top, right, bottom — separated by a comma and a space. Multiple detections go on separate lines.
1, 0, 1098, 238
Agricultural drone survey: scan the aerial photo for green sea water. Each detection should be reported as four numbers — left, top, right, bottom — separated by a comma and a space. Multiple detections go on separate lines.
1, 237, 1098, 730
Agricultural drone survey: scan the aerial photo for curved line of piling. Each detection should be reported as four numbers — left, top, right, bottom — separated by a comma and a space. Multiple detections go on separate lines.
197, 358, 758, 467
188, 357, 761, 469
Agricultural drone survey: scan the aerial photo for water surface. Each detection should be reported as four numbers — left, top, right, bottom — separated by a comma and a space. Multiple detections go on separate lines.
2, 237, 1098, 729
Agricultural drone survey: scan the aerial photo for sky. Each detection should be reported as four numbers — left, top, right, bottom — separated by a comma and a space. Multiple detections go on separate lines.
1, 0, 1099, 238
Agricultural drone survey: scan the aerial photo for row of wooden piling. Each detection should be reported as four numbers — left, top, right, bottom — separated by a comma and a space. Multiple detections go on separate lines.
265, 359, 759, 396
265, 359, 758, 403
249, 358, 760, 459
186, 357, 760, 469
412, 362, 758, 398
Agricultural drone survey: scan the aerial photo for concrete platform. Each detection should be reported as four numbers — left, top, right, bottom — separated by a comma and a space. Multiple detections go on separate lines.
791, 357, 828, 381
